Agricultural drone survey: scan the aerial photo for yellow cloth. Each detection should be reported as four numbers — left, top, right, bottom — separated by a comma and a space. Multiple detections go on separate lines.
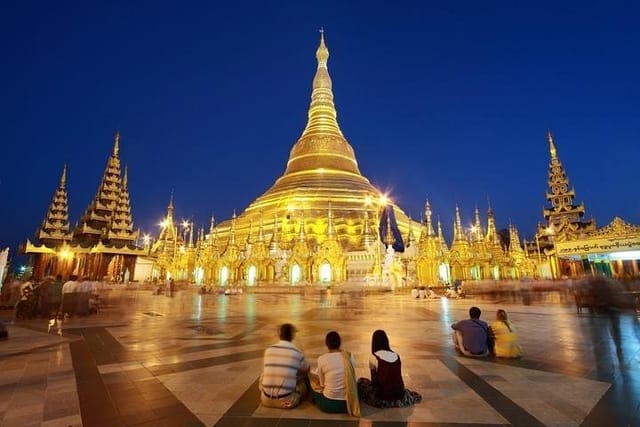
342, 350, 361, 417
490, 321, 523, 358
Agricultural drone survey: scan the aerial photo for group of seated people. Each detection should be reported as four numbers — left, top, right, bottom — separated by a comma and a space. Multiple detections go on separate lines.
259, 324, 422, 416
3, 275, 102, 320
452, 306, 523, 358
410, 286, 437, 299
260, 308, 523, 415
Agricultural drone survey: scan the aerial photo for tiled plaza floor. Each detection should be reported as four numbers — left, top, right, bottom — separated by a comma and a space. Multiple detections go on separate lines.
1, 288, 639, 426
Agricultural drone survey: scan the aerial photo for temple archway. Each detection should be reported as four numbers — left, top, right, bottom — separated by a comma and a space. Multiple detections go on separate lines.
438, 263, 450, 284
247, 265, 257, 286
220, 266, 229, 286
319, 261, 331, 283
291, 264, 302, 285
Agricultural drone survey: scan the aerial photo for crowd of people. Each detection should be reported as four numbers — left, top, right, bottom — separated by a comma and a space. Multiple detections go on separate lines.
260, 309, 522, 415
1, 274, 103, 321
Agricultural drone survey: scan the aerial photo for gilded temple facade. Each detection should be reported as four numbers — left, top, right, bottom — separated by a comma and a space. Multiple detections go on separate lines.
142, 33, 535, 288
534, 132, 640, 279
25, 132, 146, 281
23, 35, 639, 285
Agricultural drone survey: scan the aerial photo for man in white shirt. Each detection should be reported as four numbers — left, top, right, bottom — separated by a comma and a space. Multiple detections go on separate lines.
260, 323, 310, 409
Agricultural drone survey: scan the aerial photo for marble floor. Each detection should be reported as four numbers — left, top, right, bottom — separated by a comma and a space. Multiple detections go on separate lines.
1, 288, 639, 426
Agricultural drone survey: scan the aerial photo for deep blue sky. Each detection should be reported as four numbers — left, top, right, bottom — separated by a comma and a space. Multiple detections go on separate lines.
2, 1, 639, 264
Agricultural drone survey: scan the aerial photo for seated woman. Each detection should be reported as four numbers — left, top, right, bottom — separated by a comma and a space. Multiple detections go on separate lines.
357, 330, 422, 408
311, 331, 360, 416
490, 309, 523, 358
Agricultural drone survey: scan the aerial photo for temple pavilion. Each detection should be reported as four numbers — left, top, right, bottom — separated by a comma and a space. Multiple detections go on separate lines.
24, 132, 146, 281
533, 132, 640, 279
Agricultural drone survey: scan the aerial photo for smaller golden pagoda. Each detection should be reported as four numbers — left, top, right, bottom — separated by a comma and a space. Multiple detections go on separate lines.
25, 132, 146, 281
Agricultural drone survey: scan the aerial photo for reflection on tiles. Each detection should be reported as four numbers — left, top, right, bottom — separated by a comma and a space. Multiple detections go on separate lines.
1, 289, 639, 426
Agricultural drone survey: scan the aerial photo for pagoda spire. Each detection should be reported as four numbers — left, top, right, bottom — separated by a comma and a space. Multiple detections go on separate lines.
274, 30, 363, 180
74, 131, 129, 244
113, 130, 120, 157
437, 217, 450, 256
37, 164, 73, 245
472, 206, 483, 242
542, 130, 595, 234
299, 29, 344, 140
108, 165, 137, 244
485, 204, 500, 245
453, 205, 465, 242
167, 192, 175, 220
424, 199, 435, 237
209, 214, 215, 235
509, 225, 524, 255
547, 130, 557, 160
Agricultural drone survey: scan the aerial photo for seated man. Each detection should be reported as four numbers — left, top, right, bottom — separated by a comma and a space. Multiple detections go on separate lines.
451, 306, 492, 357
260, 323, 310, 409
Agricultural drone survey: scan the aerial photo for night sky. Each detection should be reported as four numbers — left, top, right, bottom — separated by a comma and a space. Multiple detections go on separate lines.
2, 1, 639, 266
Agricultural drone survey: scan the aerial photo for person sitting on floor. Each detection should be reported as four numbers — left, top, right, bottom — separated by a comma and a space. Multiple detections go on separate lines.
490, 309, 523, 358
310, 331, 360, 416
451, 306, 492, 357
259, 323, 310, 409
357, 330, 422, 408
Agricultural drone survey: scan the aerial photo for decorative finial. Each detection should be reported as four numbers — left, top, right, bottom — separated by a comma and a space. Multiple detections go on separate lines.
547, 129, 557, 159
61, 164, 67, 187
316, 28, 329, 67
113, 131, 120, 157
122, 165, 128, 189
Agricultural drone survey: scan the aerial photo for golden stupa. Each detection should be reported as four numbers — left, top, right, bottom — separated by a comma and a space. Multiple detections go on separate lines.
214, 31, 415, 250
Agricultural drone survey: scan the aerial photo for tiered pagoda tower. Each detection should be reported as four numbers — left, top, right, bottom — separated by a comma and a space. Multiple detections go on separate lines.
25, 132, 144, 281
37, 165, 73, 247
74, 132, 138, 246
28, 165, 74, 278
539, 130, 596, 243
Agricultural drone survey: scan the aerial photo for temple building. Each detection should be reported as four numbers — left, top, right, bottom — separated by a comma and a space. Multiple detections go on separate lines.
143, 33, 534, 288
24, 132, 146, 280
535, 131, 640, 279
23, 33, 542, 287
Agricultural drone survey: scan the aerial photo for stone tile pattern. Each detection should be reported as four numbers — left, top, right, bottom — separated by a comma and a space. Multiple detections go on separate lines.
0, 289, 638, 426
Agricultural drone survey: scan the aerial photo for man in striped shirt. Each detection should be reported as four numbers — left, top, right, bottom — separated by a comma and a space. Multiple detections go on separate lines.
260, 323, 310, 408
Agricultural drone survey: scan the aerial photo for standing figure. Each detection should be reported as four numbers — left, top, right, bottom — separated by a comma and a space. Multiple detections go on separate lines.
490, 309, 523, 358
260, 323, 310, 409
357, 330, 422, 408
